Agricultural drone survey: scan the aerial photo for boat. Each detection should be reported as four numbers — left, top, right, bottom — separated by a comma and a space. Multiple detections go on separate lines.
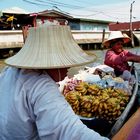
80, 68, 139, 138
107, 68, 139, 138
61, 65, 139, 138
111, 101, 140, 140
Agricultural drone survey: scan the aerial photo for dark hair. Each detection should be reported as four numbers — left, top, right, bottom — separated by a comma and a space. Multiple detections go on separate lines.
110, 38, 124, 47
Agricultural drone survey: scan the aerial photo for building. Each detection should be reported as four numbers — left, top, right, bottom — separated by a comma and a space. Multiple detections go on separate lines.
109, 21, 140, 31
25, 9, 111, 49
69, 18, 110, 31
0, 7, 30, 30
109, 21, 140, 47
3, 8, 138, 58
68, 18, 110, 49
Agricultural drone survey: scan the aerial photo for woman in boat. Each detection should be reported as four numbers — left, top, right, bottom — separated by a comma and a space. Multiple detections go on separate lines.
0, 25, 109, 140
103, 31, 140, 76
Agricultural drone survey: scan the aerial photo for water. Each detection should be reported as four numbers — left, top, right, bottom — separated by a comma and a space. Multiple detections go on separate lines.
0, 47, 140, 72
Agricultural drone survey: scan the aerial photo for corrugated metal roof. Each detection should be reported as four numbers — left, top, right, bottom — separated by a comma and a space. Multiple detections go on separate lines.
109, 21, 140, 31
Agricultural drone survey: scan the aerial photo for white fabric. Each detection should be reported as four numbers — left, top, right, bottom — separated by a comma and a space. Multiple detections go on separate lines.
0, 67, 109, 140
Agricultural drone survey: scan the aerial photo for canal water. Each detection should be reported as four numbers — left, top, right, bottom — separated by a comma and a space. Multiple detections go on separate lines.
0, 47, 140, 72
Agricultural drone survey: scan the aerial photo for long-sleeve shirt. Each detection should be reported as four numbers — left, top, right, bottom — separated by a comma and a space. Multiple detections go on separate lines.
104, 49, 136, 75
0, 66, 109, 140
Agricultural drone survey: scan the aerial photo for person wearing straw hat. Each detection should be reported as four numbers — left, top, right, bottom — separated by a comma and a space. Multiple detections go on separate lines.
103, 31, 140, 76
0, 25, 109, 140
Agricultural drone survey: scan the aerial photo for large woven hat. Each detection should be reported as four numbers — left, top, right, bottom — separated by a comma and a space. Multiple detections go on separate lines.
103, 31, 131, 48
5, 25, 96, 69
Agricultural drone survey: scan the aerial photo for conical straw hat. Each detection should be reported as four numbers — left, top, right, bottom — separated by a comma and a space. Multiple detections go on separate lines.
5, 25, 96, 69
103, 31, 131, 47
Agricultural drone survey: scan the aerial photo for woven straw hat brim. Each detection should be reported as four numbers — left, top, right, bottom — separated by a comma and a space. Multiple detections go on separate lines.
103, 31, 131, 48
5, 25, 96, 69
103, 37, 131, 48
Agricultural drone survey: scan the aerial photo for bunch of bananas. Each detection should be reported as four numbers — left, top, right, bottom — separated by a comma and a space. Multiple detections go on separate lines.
80, 95, 94, 111
65, 91, 81, 114
63, 81, 130, 121
74, 82, 89, 95
87, 84, 102, 95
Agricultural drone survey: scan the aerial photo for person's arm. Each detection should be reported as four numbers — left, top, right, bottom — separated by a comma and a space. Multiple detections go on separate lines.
126, 55, 140, 63
122, 50, 140, 63
31, 77, 109, 140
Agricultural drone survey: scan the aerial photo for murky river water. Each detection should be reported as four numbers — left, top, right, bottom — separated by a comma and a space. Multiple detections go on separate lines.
0, 47, 140, 72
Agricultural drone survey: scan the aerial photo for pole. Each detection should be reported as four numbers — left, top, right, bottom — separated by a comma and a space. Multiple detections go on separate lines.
130, 1, 135, 47
101, 29, 105, 49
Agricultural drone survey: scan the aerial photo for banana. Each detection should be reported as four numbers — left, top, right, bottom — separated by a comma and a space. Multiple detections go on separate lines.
99, 102, 103, 109
116, 104, 121, 110
93, 99, 100, 105
103, 103, 108, 110
91, 105, 98, 112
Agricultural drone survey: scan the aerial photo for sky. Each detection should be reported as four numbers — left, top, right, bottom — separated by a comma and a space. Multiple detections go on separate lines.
0, 0, 139, 22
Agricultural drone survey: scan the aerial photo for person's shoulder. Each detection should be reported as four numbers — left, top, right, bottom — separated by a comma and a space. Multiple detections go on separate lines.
105, 49, 115, 55
22, 69, 56, 84
1, 66, 19, 75
106, 49, 113, 52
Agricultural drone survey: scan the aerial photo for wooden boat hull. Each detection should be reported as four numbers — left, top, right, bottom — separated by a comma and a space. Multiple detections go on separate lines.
112, 107, 140, 140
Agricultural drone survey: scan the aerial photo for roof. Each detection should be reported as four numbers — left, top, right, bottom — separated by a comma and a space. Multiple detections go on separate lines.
109, 21, 140, 31
1, 7, 29, 14
75, 17, 112, 24
30, 9, 73, 19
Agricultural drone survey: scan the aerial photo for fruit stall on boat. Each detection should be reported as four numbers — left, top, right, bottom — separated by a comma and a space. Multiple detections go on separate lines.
58, 64, 139, 138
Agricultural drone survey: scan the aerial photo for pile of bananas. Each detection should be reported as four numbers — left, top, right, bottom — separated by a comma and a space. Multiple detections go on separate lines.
64, 81, 130, 121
